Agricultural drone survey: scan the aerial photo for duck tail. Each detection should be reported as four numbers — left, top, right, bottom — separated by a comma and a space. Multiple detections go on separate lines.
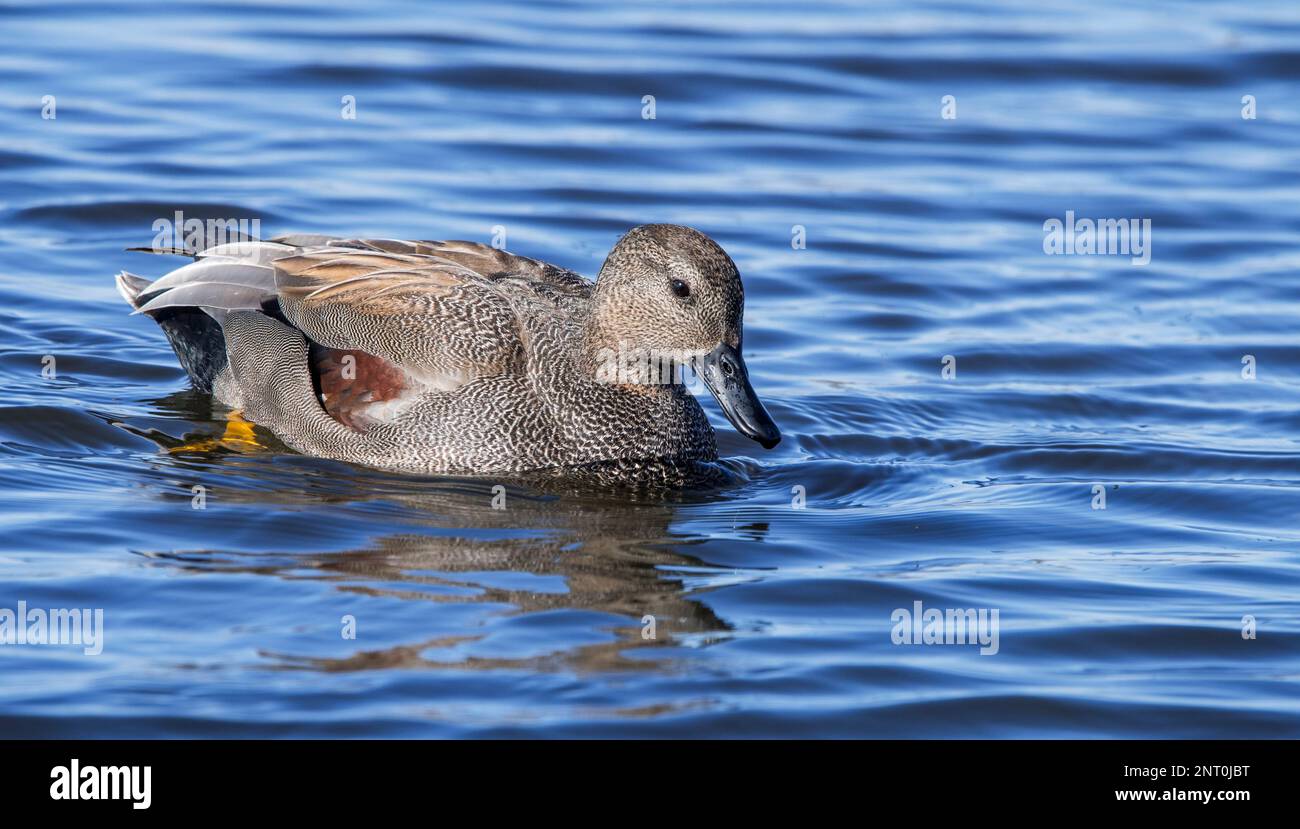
117, 239, 301, 392
115, 270, 154, 310
114, 267, 252, 395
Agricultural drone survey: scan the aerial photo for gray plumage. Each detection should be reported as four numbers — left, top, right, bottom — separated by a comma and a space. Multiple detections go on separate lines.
114, 224, 780, 483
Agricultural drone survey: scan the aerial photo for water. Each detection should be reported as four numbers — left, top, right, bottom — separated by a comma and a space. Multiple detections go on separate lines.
1, 0, 1299, 738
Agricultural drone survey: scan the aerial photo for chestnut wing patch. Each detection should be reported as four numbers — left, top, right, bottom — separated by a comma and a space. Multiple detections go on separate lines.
312, 344, 409, 431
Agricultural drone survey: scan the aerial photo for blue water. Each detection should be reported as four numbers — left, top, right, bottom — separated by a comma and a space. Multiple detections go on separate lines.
1, 0, 1299, 737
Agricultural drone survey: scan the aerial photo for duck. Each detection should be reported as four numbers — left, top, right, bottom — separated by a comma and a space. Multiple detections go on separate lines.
114, 224, 780, 481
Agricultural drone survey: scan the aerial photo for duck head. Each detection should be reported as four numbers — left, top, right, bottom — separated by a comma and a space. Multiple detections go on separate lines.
588, 224, 781, 449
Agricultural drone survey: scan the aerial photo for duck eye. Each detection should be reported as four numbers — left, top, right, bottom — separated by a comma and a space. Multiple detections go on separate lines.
671, 279, 691, 299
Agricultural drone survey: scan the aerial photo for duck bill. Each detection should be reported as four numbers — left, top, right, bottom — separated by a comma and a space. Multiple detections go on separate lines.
697, 343, 781, 449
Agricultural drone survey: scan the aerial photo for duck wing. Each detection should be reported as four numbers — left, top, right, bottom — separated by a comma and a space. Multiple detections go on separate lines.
272, 238, 593, 384
122, 236, 592, 434
272, 246, 522, 385
346, 238, 593, 303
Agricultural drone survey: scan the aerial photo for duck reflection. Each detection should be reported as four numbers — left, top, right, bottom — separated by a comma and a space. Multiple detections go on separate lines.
124, 392, 762, 674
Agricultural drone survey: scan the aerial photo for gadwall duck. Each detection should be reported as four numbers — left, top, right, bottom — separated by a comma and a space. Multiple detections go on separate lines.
115, 224, 780, 481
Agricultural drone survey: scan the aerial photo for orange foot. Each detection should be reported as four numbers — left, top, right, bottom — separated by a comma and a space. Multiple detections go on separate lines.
167, 410, 263, 454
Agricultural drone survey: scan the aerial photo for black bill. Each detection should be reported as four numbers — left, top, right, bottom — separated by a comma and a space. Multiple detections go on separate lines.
697, 342, 781, 449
